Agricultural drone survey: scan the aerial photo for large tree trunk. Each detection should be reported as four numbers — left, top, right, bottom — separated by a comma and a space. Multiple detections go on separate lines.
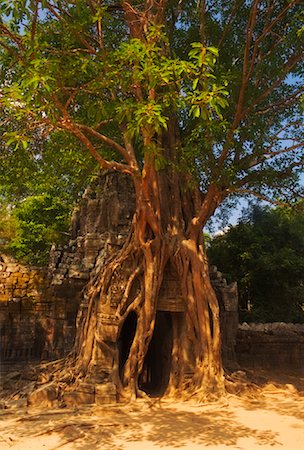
67, 146, 225, 400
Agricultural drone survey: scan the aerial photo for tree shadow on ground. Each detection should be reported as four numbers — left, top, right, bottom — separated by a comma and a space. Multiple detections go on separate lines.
0, 400, 282, 450
237, 368, 304, 422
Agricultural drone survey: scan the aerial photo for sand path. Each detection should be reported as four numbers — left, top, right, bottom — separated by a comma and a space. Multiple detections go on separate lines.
1, 388, 304, 450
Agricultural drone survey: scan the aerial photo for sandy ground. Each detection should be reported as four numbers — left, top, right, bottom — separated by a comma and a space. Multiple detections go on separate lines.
1, 385, 304, 450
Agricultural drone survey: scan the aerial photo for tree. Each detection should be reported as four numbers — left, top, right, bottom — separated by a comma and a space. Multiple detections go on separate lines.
0, 1, 303, 399
208, 205, 304, 323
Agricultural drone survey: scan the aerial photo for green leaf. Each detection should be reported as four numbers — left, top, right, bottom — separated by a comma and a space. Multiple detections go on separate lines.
192, 78, 199, 90
207, 47, 219, 57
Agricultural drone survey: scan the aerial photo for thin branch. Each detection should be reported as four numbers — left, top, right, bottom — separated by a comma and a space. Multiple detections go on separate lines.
44, 1, 97, 54
50, 92, 137, 171
64, 92, 77, 110
0, 24, 25, 50
0, 41, 20, 58
242, 53, 303, 117
75, 33, 97, 55
264, 141, 304, 157
218, 0, 243, 49
266, 121, 304, 143
218, 1, 301, 170
217, 0, 260, 170
247, 0, 293, 80
237, 141, 303, 173
94, 119, 114, 130
232, 188, 289, 207
254, 0, 298, 47
256, 88, 304, 115
61, 119, 135, 175
77, 124, 137, 169
31, 0, 39, 42
236, 158, 303, 188
238, 0, 259, 111
87, 0, 104, 49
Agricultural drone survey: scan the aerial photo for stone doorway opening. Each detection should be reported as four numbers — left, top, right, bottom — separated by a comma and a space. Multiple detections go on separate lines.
138, 311, 173, 397
118, 311, 137, 381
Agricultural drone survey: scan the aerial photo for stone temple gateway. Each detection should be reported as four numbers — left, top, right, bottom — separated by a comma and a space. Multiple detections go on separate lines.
0, 171, 239, 403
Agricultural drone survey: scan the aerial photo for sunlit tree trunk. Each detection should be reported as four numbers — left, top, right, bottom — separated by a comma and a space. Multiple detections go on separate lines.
70, 117, 225, 400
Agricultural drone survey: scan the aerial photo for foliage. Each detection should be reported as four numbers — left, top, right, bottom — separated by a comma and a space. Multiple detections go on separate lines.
8, 194, 70, 266
0, 1, 303, 255
0, 204, 16, 251
0, 107, 98, 203
0, 1, 302, 210
208, 205, 304, 323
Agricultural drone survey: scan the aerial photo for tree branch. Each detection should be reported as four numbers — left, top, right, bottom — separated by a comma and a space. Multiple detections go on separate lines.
217, 0, 243, 49
0, 24, 25, 50
242, 52, 302, 117
77, 124, 138, 169
31, 0, 39, 42
199, 0, 206, 45
235, 158, 303, 189
232, 188, 289, 207
254, 0, 298, 47
217, 1, 260, 170
61, 119, 136, 175
255, 88, 304, 115
264, 142, 304, 158
265, 121, 303, 144
218, 0, 301, 170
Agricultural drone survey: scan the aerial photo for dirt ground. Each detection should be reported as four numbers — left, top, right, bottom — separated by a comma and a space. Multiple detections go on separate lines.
1, 368, 304, 450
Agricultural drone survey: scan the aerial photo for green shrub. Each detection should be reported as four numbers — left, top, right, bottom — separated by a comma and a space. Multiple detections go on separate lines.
9, 195, 70, 266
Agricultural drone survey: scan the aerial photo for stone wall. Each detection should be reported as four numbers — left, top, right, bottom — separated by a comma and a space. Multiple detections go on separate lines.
237, 323, 304, 373
0, 254, 48, 360
0, 252, 82, 361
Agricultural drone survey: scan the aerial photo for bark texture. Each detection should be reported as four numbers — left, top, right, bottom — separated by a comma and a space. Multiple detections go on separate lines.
65, 152, 225, 400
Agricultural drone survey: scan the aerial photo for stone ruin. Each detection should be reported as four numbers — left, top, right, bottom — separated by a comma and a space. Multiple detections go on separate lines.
237, 322, 304, 373
0, 171, 239, 366
1, 170, 240, 402
2, 170, 303, 404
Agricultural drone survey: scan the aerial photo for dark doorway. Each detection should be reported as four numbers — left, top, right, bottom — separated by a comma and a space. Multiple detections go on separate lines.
118, 311, 137, 382
139, 311, 173, 397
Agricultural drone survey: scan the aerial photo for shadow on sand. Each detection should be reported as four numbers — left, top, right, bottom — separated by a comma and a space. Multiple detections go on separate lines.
0, 399, 283, 450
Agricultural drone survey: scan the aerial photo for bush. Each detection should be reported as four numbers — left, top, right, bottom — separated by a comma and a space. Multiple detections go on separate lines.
9, 195, 70, 266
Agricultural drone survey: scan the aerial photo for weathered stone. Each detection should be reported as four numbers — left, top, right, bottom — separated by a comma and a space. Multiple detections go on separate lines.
27, 382, 58, 408
237, 324, 304, 372
95, 383, 117, 404
77, 382, 95, 394
63, 391, 95, 406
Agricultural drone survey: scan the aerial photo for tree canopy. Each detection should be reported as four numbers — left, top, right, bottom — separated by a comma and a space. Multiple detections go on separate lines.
0, 0, 303, 212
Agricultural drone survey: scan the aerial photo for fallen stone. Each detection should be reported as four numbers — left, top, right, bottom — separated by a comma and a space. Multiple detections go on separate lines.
27, 382, 57, 408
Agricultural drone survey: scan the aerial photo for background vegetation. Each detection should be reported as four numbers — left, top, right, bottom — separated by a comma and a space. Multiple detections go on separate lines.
208, 204, 304, 323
